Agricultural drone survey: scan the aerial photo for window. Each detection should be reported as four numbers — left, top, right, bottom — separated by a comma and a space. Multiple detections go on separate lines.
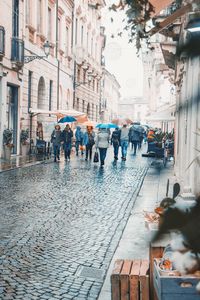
37, 0, 42, 33
96, 105, 98, 121
28, 71, 32, 111
95, 42, 97, 59
81, 25, 84, 45
13, 0, 19, 37
77, 68, 81, 82
77, 98, 79, 110
87, 32, 89, 51
91, 38, 93, 56
26, 0, 30, 24
75, 18, 78, 44
92, 104, 94, 119
83, 70, 86, 83
65, 27, 69, 56
48, 7, 52, 41
49, 80, 53, 111
58, 18, 61, 48
93, 79, 95, 91
82, 100, 85, 112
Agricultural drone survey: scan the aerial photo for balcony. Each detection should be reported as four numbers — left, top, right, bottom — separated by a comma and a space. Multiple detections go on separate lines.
0, 26, 5, 59
11, 37, 24, 69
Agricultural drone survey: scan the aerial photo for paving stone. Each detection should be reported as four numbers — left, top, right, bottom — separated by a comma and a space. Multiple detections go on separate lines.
0, 149, 148, 299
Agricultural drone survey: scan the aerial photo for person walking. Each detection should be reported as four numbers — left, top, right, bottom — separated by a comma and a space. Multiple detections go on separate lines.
83, 126, 95, 161
129, 124, 141, 155
75, 126, 84, 156
62, 124, 73, 161
120, 124, 129, 161
96, 127, 110, 166
111, 127, 120, 160
51, 125, 62, 162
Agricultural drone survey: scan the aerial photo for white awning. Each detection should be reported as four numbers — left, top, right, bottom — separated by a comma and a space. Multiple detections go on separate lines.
29, 108, 85, 117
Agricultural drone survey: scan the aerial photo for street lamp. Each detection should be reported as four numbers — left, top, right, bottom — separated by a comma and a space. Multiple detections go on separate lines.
24, 40, 51, 63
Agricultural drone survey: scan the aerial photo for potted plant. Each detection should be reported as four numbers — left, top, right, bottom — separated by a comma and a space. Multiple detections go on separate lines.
20, 129, 29, 156
3, 128, 14, 160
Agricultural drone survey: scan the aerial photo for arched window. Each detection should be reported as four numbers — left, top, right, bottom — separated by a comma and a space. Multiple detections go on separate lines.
37, 77, 46, 109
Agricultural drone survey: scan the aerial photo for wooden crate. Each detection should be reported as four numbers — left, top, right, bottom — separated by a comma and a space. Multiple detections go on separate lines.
153, 259, 200, 300
111, 259, 149, 300
149, 245, 164, 300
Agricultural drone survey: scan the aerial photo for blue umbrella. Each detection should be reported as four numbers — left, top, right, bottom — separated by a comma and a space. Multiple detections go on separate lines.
96, 123, 118, 129
58, 116, 77, 123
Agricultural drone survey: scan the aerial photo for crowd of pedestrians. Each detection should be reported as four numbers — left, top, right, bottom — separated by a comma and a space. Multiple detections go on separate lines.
51, 122, 146, 166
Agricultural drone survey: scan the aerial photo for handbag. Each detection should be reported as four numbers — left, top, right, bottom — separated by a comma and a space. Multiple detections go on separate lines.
93, 151, 99, 163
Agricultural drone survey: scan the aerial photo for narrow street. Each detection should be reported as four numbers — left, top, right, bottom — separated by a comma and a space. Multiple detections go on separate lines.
0, 148, 149, 300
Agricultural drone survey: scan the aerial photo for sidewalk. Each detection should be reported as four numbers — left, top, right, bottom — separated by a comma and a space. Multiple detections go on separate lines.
98, 160, 175, 300
0, 154, 52, 173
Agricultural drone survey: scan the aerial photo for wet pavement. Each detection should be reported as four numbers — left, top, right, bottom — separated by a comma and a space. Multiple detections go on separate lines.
0, 147, 149, 300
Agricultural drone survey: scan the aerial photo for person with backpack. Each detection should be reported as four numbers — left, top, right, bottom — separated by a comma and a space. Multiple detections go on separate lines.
111, 127, 120, 160
83, 126, 95, 161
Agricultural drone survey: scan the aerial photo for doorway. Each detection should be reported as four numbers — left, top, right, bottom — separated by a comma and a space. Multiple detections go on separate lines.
7, 85, 18, 154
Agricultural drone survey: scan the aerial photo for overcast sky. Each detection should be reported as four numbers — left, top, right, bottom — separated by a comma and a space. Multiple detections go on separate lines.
102, 1, 144, 99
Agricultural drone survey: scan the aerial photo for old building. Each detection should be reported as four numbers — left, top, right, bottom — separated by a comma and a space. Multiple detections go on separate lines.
141, 0, 200, 194
100, 68, 120, 122
118, 97, 148, 124
0, 0, 106, 158
0, 0, 74, 157
72, 0, 106, 121
142, 33, 176, 131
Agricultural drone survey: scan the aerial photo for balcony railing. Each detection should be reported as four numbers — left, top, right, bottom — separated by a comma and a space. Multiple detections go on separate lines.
0, 26, 5, 58
11, 37, 24, 67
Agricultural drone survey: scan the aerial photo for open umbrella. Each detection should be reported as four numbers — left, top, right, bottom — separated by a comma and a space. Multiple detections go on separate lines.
58, 116, 77, 123
112, 118, 133, 125
96, 123, 118, 129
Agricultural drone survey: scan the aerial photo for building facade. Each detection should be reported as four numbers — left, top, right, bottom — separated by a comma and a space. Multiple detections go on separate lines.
0, 0, 106, 158
100, 68, 120, 122
72, 0, 106, 121
141, 0, 200, 194
118, 97, 148, 124
142, 33, 176, 131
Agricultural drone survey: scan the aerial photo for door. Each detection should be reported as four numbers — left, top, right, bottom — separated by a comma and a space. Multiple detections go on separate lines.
7, 85, 18, 154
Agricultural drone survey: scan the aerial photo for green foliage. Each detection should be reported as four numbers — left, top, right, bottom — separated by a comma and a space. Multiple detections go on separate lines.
3, 129, 13, 145
20, 129, 29, 145
109, 0, 181, 51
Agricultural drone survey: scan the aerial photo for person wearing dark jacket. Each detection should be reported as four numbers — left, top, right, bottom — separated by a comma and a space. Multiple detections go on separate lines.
111, 128, 120, 160
129, 124, 140, 155
75, 126, 84, 156
51, 125, 62, 162
62, 124, 73, 161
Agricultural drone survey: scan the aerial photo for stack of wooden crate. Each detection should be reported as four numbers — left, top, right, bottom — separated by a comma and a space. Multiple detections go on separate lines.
111, 259, 149, 300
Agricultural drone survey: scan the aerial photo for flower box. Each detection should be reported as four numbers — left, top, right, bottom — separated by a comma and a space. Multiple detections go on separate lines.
153, 259, 200, 300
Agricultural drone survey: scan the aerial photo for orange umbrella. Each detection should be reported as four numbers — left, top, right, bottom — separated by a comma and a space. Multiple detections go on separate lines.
81, 120, 95, 127
76, 115, 89, 123
112, 118, 133, 125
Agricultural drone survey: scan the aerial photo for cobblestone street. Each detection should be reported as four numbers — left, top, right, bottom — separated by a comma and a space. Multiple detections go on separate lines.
0, 148, 149, 300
